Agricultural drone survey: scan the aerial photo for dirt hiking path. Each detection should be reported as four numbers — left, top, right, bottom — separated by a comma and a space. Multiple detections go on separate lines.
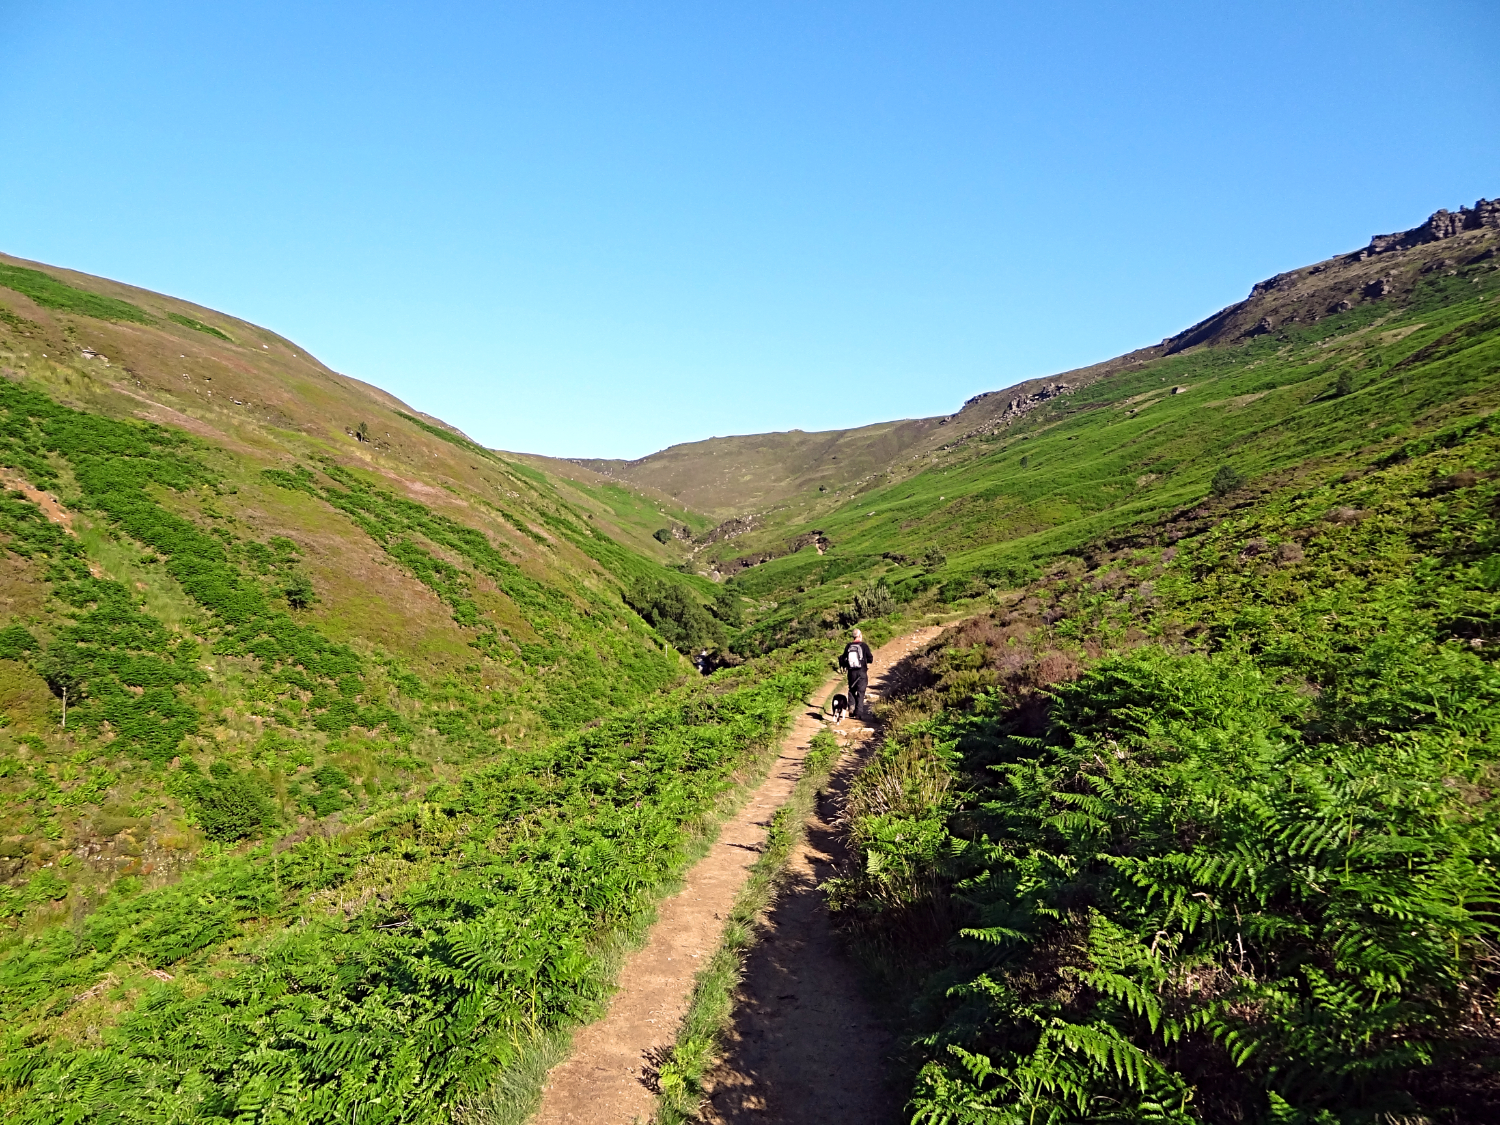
696, 628, 940, 1124
534, 627, 941, 1125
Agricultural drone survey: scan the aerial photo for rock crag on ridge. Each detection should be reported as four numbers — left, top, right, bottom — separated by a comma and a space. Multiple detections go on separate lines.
1359, 198, 1500, 258
1158, 197, 1499, 356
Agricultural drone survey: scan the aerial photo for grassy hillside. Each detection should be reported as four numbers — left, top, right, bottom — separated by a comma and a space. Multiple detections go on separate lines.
831, 407, 1500, 1123
706, 215, 1500, 651
0, 251, 752, 924
0, 197, 1497, 1124
588, 205, 1500, 575
514, 452, 714, 551
569, 415, 950, 521
0, 253, 806, 1122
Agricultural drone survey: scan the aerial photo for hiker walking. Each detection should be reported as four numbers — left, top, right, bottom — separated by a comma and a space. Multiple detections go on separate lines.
840, 628, 874, 720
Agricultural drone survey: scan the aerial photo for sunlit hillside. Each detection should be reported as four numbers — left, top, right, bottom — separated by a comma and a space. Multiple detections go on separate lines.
633, 204, 1500, 651
1, 195, 1498, 1124
0, 250, 729, 901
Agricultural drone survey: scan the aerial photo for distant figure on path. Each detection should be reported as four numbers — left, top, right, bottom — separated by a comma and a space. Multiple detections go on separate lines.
840, 628, 874, 719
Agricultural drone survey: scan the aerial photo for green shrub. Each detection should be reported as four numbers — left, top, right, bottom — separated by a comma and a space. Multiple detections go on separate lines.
0, 624, 37, 659
1210, 463, 1243, 495
305, 762, 354, 815
311, 763, 350, 791
852, 578, 896, 621
193, 770, 278, 841
711, 582, 744, 628
625, 575, 725, 654
0, 264, 151, 323
164, 312, 231, 340
281, 572, 317, 609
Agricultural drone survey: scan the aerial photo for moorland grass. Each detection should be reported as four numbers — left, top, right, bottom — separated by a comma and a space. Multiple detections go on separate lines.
730, 277, 1500, 647
831, 420, 1500, 1123
0, 264, 152, 324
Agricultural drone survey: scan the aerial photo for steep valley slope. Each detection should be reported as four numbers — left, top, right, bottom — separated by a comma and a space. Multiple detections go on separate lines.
631, 198, 1500, 1125
580, 197, 1500, 548
609, 200, 1500, 653
0, 251, 836, 1123
0, 195, 1496, 1124
0, 251, 727, 954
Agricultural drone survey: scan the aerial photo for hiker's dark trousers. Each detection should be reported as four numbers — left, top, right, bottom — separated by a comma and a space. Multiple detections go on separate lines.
848, 671, 868, 719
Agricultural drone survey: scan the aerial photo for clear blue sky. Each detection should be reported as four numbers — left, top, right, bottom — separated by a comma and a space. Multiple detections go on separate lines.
2, 1, 1496, 459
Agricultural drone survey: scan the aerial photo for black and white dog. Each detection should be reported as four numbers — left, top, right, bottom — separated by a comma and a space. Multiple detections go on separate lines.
829, 693, 849, 722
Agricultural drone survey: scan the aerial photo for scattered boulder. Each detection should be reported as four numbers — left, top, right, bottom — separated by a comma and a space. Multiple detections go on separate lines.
1090, 568, 1128, 592
1432, 469, 1481, 492
697, 515, 756, 547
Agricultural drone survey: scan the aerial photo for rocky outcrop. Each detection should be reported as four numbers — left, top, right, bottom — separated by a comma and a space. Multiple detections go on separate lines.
1355, 198, 1500, 259
935, 382, 1075, 450
1155, 197, 1499, 355
788, 530, 831, 555
717, 529, 830, 575
695, 514, 756, 547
